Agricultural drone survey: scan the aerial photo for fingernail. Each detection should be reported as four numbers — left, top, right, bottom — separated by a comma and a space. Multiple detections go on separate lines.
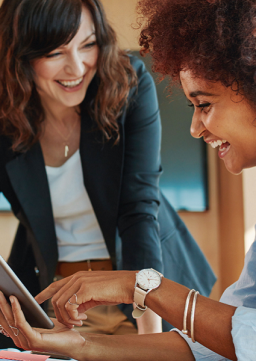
9, 297, 14, 303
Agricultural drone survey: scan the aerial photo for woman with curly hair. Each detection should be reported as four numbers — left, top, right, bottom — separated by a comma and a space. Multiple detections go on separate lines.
0, 0, 217, 349
7, 0, 256, 360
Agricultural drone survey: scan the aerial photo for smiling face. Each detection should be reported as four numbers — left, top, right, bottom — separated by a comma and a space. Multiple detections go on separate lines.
180, 70, 256, 175
31, 5, 99, 114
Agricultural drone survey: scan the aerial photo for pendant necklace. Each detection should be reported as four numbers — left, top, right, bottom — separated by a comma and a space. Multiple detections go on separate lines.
48, 117, 79, 157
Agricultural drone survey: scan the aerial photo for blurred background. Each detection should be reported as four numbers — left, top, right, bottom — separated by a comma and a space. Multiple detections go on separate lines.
1, 0, 256, 301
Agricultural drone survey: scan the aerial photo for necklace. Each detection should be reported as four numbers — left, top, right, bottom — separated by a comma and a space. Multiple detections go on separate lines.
48, 117, 79, 157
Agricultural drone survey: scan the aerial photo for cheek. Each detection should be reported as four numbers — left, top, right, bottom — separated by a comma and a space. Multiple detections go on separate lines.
33, 61, 58, 82
88, 48, 99, 69
203, 110, 224, 134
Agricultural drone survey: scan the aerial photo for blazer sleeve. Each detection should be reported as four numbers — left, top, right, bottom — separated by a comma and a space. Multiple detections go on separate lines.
117, 56, 163, 273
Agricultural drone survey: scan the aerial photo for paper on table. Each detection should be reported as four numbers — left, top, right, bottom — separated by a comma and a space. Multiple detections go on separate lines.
0, 351, 50, 361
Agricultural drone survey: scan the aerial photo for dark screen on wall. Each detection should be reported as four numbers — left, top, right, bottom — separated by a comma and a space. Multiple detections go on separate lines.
131, 51, 208, 212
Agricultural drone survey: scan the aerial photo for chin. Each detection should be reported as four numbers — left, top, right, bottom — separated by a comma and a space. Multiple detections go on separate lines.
63, 97, 84, 108
223, 160, 243, 175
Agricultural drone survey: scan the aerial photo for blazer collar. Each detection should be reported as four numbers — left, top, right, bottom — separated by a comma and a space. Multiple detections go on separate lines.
5, 142, 58, 279
80, 110, 123, 264
5, 108, 124, 270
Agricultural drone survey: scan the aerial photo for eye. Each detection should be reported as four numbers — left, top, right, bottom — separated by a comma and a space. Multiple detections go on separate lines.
45, 52, 62, 58
187, 101, 194, 108
82, 41, 97, 49
196, 102, 211, 112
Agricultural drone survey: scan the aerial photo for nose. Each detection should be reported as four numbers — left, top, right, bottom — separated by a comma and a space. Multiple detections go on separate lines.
64, 52, 85, 78
190, 111, 206, 139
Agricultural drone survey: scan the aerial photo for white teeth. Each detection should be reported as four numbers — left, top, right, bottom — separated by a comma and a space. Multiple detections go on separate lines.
209, 139, 227, 149
58, 77, 83, 88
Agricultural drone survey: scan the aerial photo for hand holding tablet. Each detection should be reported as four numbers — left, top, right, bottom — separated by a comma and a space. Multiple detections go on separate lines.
0, 255, 53, 329
0, 291, 86, 359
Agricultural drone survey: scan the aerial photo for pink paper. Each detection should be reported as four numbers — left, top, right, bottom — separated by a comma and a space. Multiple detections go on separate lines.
0, 351, 50, 361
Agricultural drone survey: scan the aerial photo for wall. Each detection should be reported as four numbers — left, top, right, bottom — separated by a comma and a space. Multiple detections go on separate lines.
179, 147, 221, 299
243, 168, 256, 253
0, 213, 18, 260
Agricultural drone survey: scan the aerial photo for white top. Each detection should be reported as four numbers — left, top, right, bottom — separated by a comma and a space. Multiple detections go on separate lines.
173, 307, 256, 361
45, 150, 110, 262
231, 306, 256, 361
171, 225, 256, 360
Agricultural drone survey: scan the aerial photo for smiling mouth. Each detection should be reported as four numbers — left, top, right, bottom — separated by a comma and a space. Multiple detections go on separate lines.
56, 77, 83, 88
209, 139, 228, 149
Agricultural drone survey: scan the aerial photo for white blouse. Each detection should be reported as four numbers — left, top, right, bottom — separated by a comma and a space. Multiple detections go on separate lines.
172, 227, 256, 360
45, 150, 110, 262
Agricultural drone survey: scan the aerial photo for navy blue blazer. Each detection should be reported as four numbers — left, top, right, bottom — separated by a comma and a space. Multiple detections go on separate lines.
0, 56, 216, 343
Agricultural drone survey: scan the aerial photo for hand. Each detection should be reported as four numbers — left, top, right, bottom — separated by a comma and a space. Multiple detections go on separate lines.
35, 270, 136, 327
0, 292, 85, 359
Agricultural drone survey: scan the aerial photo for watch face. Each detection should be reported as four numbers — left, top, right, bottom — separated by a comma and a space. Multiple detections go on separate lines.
137, 269, 161, 290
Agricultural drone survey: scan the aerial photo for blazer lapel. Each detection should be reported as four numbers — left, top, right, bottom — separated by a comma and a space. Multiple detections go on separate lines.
5, 142, 58, 281
80, 111, 123, 264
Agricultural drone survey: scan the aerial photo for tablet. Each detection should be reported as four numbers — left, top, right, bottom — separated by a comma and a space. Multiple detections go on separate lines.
0, 255, 54, 329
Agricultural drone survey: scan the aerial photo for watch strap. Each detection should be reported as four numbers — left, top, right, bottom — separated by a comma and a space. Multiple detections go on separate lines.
132, 269, 163, 319
132, 306, 146, 319
134, 286, 148, 308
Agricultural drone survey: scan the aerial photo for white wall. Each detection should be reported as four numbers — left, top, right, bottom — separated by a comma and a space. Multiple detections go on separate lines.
243, 168, 256, 253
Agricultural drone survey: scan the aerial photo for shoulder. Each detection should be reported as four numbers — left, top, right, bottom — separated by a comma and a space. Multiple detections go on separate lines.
128, 54, 147, 75
128, 54, 154, 86
127, 54, 157, 106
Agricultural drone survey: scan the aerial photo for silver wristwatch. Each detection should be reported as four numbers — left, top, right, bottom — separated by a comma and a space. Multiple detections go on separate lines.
132, 268, 163, 319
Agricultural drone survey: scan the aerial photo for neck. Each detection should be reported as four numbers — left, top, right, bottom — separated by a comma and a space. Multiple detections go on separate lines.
41, 98, 80, 125
46, 108, 80, 127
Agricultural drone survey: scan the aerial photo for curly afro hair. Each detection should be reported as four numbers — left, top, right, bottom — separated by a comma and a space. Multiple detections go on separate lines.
137, 0, 256, 104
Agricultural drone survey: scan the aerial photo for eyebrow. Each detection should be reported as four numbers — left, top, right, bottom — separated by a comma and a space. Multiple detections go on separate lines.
189, 90, 216, 97
81, 31, 96, 44
56, 32, 96, 50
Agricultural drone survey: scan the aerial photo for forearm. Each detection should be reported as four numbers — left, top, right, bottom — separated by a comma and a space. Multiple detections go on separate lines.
146, 278, 237, 360
37, 271, 237, 360
80, 331, 194, 361
135, 306, 162, 334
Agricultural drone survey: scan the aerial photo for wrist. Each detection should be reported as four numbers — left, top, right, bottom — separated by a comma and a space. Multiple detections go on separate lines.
124, 271, 138, 304
132, 268, 163, 318
78, 334, 97, 361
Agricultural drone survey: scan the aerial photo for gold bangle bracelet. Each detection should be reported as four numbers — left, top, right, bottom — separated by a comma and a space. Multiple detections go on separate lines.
191, 291, 200, 343
182, 289, 195, 335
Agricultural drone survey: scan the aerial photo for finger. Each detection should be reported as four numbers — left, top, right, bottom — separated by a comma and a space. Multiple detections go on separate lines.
35, 276, 73, 304
0, 308, 11, 339
49, 275, 90, 325
64, 301, 87, 323
55, 284, 106, 325
10, 296, 42, 350
52, 286, 84, 326
52, 272, 124, 325
36, 277, 84, 327
0, 292, 25, 348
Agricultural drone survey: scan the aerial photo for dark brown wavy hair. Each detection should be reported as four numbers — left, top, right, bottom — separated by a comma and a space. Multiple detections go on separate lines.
0, 0, 137, 152
137, 0, 256, 104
